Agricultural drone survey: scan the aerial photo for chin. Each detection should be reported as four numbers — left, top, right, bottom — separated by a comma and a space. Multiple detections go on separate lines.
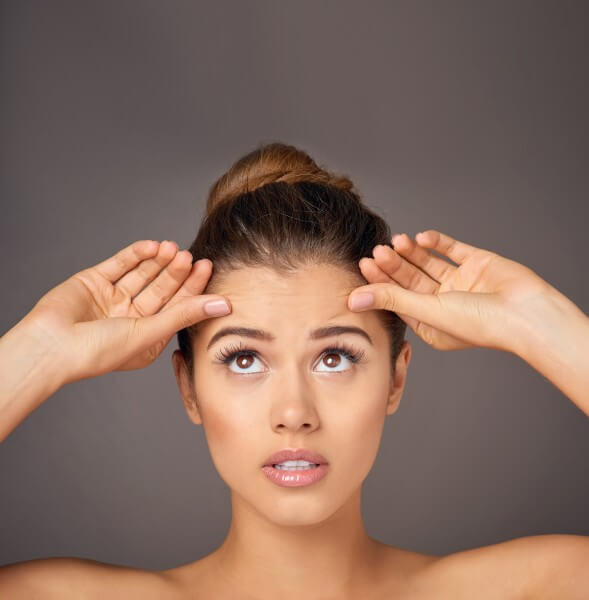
229, 472, 362, 529
256, 496, 341, 528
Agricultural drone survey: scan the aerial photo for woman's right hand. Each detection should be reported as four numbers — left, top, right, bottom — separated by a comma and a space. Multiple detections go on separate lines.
19, 240, 231, 386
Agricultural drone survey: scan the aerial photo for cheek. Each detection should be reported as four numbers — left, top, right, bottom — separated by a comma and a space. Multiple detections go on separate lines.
332, 394, 387, 470
195, 389, 263, 479
325, 368, 390, 475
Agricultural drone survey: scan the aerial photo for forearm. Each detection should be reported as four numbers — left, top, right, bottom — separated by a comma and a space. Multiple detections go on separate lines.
0, 318, 64, 443
513, 286, 589, 416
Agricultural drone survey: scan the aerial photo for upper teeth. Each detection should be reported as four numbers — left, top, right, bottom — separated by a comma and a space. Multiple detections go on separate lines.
274, 460, 317, 468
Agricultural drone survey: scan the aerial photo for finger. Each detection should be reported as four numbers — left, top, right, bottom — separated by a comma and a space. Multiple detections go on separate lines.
359, 257, 422, 332
372, 244, 440, 294
389, 233, 456, 285
134, 256, 213, 317
92, 240, 160, 283
94, 240, 160, 283
115, 240, 179, 298
171, 257, 213, 298
132, 295, 232, 353
359, 257, 391, 284
415, 230, 479, 265
348, 281, 471, 340
131, 249, 194, 317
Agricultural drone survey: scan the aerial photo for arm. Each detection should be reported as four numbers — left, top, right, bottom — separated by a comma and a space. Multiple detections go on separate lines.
0, 238, 230, 444
0, 316, 65, 443
512, 285, 589, 417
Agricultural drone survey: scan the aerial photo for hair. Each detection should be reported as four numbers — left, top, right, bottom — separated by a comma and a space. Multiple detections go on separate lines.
176, 142, 407, 377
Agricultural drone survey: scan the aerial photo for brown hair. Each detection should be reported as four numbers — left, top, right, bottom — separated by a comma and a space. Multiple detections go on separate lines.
177, 142, 406, 376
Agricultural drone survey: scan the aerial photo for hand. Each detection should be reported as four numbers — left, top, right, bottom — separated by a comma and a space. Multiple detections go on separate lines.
20, 240, 231, 385
348, 230, 555, 354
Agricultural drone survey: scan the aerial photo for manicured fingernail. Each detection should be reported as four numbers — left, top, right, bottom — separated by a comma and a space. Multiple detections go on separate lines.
349, 292, 374, 311
204, 299, 231, 316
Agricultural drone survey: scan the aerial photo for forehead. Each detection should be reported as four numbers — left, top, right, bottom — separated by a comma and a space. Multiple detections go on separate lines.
196, 264, 386, 343
212, 263, 361, 301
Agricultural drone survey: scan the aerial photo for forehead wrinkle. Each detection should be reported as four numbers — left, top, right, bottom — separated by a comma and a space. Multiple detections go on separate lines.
204, 293, 375, 349
197, 266, 371, 348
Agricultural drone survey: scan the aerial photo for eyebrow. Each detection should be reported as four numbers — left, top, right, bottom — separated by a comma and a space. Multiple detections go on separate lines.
206, 325, 373, 350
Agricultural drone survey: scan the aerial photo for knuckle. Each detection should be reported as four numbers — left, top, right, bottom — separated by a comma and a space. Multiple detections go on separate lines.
380, 290, 397, 312
407, 269, 421, 289
114, 252, 127, 272
178, 303, 197, 329
149, 279, 170, 303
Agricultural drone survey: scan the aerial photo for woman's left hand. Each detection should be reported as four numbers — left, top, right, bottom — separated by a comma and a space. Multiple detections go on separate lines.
348, 229, 556, 355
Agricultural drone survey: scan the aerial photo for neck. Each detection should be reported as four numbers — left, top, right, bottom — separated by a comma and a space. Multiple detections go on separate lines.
206, 485, 386, 599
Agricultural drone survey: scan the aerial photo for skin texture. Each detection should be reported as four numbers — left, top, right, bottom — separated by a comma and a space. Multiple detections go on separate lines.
171, 263, 415, 599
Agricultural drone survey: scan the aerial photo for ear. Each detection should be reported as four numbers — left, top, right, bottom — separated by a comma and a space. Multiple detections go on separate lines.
172, 350, 203, 425
386, 340, 412, 416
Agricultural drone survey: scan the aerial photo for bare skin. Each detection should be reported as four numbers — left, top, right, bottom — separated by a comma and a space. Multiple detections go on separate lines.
1, 230, 587, 599
0, 538, 558, 599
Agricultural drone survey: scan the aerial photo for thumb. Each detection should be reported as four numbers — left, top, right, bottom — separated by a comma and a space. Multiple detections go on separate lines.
348, 282, 455, 333
132, 295, 231, 350
348, 283, 499, 347
349, 282, 442, 315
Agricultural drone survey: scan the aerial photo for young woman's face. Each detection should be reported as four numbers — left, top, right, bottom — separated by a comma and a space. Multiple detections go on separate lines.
173, 264, 411, 526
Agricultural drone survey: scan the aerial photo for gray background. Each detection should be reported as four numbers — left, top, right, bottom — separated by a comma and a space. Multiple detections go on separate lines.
1, 0, 587, 570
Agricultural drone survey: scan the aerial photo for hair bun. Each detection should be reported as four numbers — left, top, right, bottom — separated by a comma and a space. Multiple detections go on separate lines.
206, 142, 356, 214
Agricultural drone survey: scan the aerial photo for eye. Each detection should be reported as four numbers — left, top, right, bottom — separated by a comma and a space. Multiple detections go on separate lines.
314, 345, 365, 374
214, 342, 266, 375
213, 342, 365, 375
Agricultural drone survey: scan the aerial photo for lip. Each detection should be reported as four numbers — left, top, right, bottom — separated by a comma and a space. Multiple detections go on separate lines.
262, 447, 329, 467
262, 463, 329, 487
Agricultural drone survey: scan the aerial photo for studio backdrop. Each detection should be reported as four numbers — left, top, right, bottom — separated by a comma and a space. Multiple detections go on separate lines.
1, 0, 587, 570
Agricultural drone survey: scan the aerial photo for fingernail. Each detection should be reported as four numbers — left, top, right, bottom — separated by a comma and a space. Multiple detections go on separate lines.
204, 299, 231, 316
349, 292, 374, 311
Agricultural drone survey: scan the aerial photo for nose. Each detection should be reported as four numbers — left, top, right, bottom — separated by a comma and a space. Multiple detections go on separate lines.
270, 368, 320, 434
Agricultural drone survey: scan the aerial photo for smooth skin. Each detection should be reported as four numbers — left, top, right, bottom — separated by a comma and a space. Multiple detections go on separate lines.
0, 230, 588, 599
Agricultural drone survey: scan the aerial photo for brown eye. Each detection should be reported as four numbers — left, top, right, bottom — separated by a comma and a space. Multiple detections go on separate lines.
314, 347, 364, 373
323, 353, 341, 368
236, 354, 255, 369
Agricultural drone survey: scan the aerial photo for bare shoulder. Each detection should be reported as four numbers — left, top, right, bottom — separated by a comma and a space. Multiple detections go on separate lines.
421, 533, 589, 599
0, 556, 173, 600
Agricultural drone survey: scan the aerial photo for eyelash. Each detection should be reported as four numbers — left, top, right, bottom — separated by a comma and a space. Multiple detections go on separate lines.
213, 341, 366, 374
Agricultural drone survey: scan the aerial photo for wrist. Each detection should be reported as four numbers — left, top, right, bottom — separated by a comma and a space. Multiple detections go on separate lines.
0, 317, 67, 442
512, 285, 588, 361
13, 313, 70, 392
510, 285, 589, 415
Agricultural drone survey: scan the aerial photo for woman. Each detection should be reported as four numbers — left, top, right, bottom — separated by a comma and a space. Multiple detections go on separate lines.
0, 142, 587, 599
